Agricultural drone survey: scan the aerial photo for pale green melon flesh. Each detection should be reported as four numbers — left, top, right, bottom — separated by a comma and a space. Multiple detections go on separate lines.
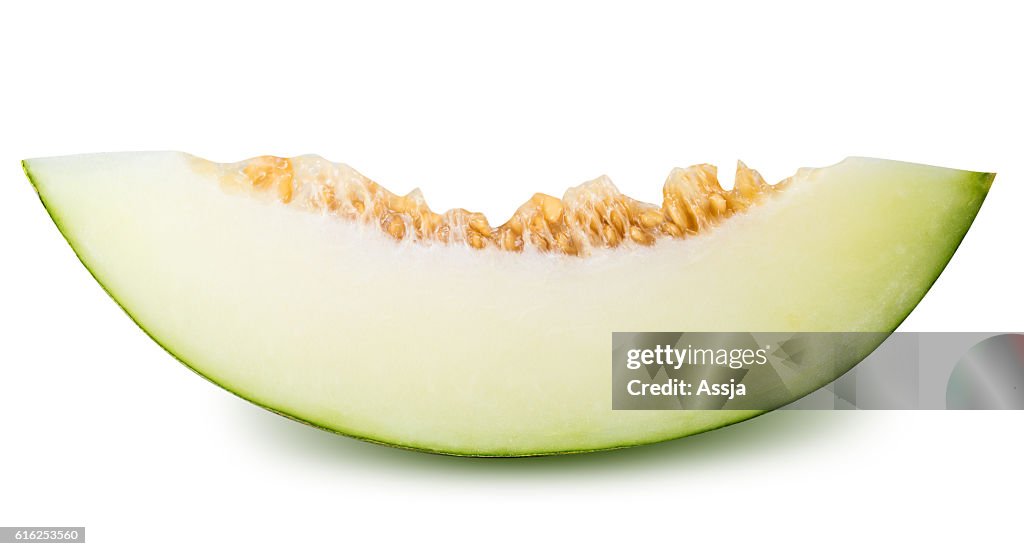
24, 153, 992, 455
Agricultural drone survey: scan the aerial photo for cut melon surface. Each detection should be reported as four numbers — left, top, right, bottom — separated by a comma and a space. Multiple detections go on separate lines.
24, 153, 993, 455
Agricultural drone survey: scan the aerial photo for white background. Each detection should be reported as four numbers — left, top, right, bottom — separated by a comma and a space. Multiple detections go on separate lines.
2, 1, 1022, 553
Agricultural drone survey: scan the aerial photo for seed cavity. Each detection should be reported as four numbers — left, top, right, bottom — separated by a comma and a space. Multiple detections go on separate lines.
215, 155, 789, 257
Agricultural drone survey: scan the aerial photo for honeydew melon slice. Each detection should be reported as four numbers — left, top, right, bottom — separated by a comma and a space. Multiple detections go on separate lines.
23, 152, 993, 456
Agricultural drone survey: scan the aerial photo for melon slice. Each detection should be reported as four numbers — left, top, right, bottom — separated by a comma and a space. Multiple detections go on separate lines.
23, 152, 993, 456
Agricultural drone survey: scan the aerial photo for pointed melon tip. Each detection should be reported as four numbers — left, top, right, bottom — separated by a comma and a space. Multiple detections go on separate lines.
978, 171, 996, 192
22, 159, 41, 195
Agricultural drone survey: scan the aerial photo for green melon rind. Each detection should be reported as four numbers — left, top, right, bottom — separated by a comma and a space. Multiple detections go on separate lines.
23, 159, 994, 457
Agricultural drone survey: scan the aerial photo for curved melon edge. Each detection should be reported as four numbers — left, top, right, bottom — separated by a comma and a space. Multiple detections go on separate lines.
22, 158, 995, 457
